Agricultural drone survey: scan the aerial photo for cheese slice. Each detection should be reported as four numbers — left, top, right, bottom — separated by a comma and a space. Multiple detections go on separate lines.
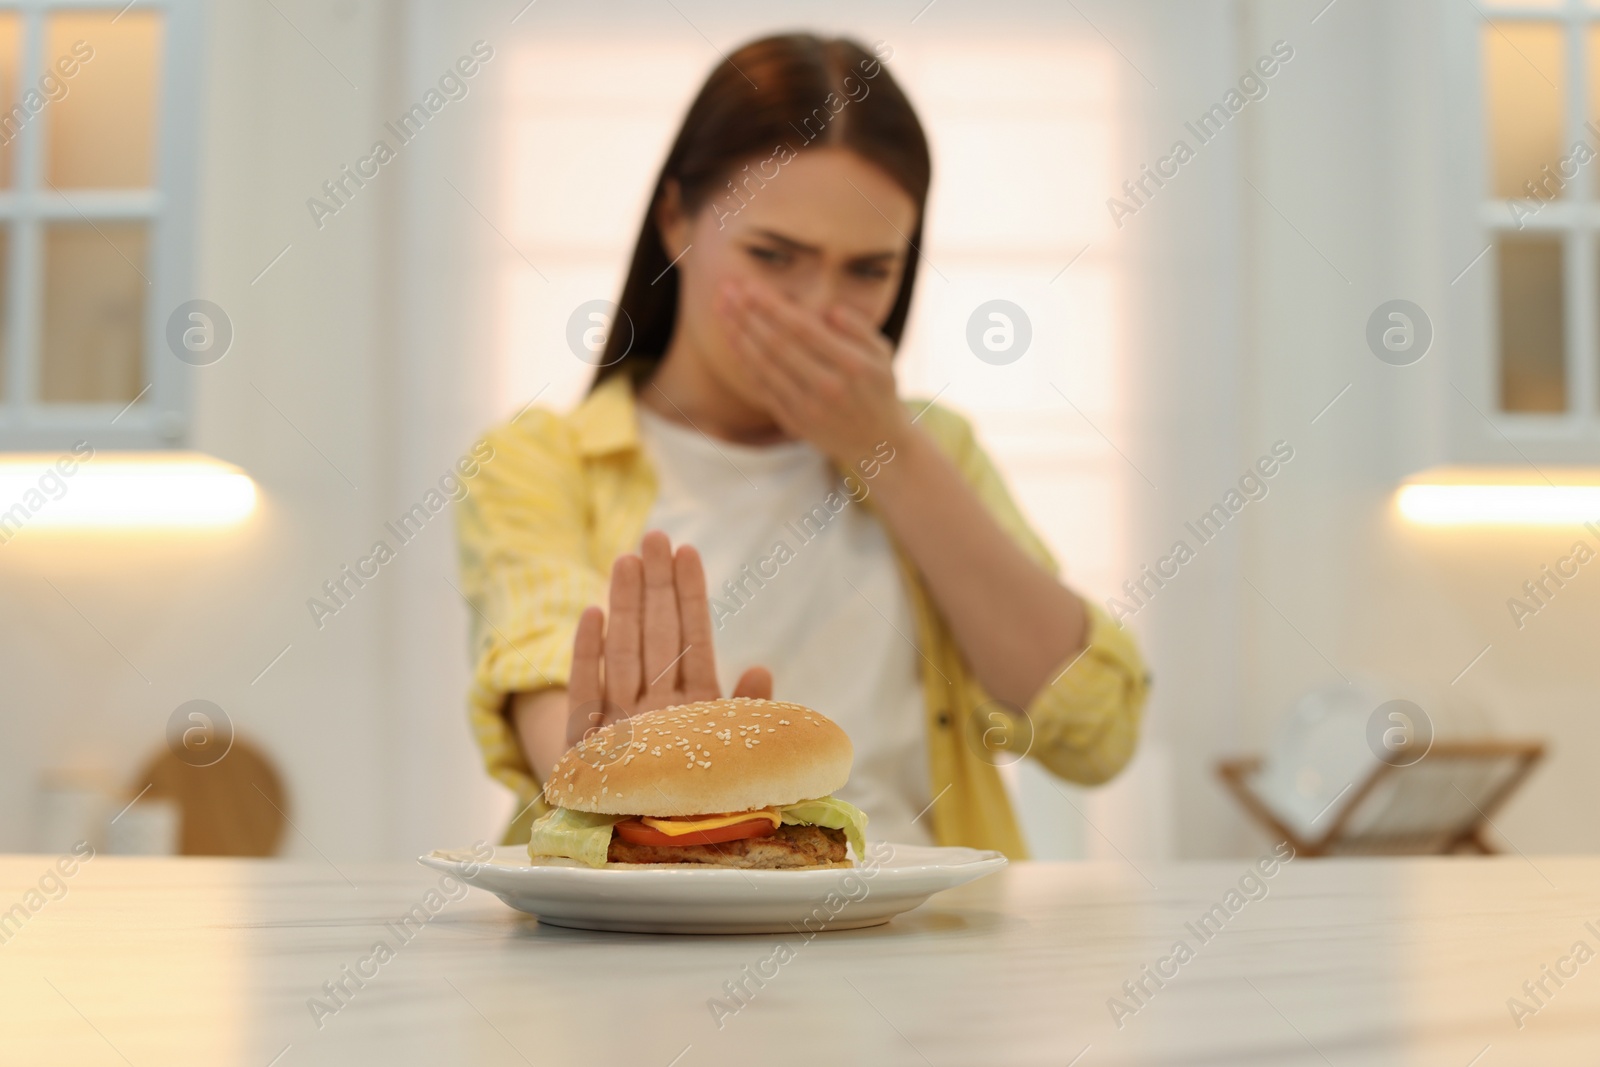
639, 810, 782, 836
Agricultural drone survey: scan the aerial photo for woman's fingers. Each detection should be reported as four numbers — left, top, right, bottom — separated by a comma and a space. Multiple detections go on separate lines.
740, 283, 856, 373
604, 554, 644, 713
566, 606, 606, 748
639, 530, 684, 705
719, 283, 822, 404
726, 303, 814, 428
825, 301, 894, 363
738, 296, 842, 395
575, 537, 775, 759
732, 666, 773, 701
674, 544, 721, 700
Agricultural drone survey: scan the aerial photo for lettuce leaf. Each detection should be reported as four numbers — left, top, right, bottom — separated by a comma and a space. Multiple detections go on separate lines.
777, 796, 869, 861
527, 807, 627, 868
528, 796, 869, 868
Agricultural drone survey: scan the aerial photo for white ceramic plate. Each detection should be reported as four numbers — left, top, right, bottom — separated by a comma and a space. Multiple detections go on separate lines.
417, 841, 1007, 934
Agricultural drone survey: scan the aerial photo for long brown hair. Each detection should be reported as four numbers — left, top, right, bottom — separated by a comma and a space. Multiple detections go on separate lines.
592, 33, 931, 389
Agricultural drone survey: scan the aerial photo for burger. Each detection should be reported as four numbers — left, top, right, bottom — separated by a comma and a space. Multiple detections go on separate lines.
527, 697, 867, 869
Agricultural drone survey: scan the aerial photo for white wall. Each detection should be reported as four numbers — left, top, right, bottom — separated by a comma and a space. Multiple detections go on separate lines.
1228, 0, 1600, 856
4, 1, 404, 857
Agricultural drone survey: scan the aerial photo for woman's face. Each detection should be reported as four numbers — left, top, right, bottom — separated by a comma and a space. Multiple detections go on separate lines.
657, 145, 919, 411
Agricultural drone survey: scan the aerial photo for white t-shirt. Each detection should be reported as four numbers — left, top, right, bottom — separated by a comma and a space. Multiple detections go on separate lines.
635, 405, 934, 846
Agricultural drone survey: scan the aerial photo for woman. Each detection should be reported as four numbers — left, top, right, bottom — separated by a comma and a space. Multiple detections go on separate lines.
457, 33, 1148, 857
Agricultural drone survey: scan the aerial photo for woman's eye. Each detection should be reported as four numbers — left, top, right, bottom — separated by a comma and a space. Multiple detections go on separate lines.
849, 262, 892, 280
748, 246, 790, 267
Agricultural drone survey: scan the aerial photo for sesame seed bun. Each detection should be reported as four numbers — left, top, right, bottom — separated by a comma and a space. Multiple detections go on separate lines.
543, 697, 853, 816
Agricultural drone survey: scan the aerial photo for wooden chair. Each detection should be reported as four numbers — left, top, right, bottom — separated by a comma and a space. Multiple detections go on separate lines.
1217, 740, 1545, 856
129, 737, 288, 857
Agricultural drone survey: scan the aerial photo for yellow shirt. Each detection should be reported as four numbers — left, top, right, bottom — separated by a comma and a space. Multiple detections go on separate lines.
455, 374, 1149, 858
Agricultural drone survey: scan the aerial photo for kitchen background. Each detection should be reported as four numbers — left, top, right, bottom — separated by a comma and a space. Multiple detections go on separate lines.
2, 0, 1594, 864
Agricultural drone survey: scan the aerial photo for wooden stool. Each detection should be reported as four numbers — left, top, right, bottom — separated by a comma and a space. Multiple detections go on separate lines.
130, 737, 288, 857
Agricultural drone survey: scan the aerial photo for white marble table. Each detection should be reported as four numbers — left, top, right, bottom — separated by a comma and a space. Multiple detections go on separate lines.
2, 851, 1598, 1065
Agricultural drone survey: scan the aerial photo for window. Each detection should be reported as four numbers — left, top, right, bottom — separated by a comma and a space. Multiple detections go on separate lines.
1482, 1, 1600, 424
0, 0, 199, 451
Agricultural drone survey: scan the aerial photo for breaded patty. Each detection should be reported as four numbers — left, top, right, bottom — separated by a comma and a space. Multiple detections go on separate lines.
606, 823, 848, 868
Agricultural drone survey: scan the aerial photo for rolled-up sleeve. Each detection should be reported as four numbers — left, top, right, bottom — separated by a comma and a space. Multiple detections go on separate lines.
933, 403, 1149, 786
456, 414, 603, 802
1024, 601, 1147, 784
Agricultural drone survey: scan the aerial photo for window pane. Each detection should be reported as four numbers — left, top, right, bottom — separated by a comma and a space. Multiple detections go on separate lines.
1497, 235, 1566, 413
45, 11, 162, 189
1484, 22, 1564, 200
1587, 29, 1600, 153
0, 15, 21, 188
40, 222, 146, 403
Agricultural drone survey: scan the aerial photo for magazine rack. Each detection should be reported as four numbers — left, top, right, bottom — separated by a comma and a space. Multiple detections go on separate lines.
1216, 740, 1545, 857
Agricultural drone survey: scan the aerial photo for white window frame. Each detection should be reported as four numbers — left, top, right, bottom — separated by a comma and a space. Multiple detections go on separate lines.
1479, 0, 1600, 443
0, 0, 200, 451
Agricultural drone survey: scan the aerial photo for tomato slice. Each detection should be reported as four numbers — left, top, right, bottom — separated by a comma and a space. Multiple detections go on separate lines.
614, 816, 778, 848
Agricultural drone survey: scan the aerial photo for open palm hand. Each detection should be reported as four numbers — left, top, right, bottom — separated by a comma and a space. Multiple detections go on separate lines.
566, 530, 772, 750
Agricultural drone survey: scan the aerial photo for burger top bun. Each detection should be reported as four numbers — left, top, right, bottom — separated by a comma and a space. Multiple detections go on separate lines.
543, 697, 853, 816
